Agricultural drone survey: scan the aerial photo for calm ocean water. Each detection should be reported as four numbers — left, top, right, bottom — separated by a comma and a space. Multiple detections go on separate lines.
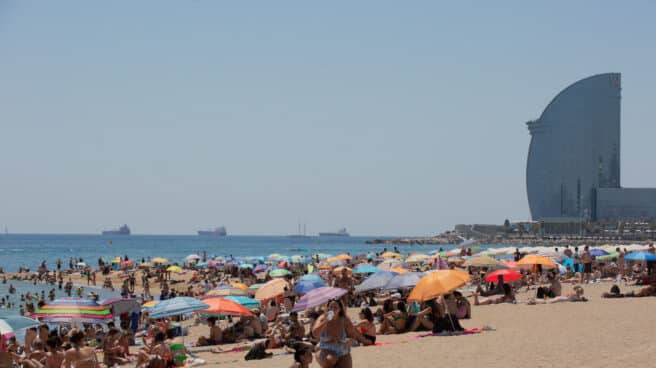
0, 234, 450, 273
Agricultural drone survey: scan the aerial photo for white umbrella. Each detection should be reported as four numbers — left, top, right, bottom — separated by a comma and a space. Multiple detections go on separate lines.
184, 254, 201, 262
150, 297, 209, 319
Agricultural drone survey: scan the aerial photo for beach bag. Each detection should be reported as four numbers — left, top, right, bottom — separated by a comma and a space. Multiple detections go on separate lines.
244, 342, 272, 361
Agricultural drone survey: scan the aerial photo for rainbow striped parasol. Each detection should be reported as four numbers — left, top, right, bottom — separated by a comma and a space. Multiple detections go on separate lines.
32, 298, 114, 324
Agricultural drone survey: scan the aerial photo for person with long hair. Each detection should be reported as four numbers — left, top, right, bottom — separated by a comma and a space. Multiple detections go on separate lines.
312, 299, 371, 368
354, 308, 376, 344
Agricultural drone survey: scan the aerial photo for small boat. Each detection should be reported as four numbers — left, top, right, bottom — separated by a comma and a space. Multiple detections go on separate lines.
319, 228, 350, 237
198, 227, 227, 236
102, 224, 130, 235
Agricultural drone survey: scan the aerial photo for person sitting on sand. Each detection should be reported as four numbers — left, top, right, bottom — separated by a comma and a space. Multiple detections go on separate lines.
196, 317, 222, 346
354, 308, 376, 344
103, 328, 130, 366
474, 283, 515, 305
378, 301, 408, 335
476, 275, 505, 297
136, 331, 171, 368
312, 298, 371, 368
451, 291, 471, 319
408, 300, 443, 332
62, 329, 99, 368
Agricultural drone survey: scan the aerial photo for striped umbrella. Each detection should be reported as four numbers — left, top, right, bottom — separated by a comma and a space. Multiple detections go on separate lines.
204, 286, 249, 298
291, 287, 347, 312
32, 298, 114, 324
150, 297, 209, 319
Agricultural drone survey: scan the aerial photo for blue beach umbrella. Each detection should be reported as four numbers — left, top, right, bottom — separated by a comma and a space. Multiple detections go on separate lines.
355, 271, 397, 293
300, 274, 323, 283
150, 297, 209, 319
383, 272, 423, 291
624, 251, 656, 261
589, 249, 608, 257
0, 316, 40, 333
295, 279, 325, 294
354, 264, 379, 274
239, 263, 254, 270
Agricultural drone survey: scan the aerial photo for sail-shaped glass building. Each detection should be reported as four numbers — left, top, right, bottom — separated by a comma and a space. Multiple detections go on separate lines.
526, 73, 656, 221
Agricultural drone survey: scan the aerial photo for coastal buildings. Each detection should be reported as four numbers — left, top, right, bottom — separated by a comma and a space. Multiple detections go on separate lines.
526, 73, 656, 222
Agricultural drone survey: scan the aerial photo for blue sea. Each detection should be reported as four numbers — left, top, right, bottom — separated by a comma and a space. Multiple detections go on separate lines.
0, 234, 450, 273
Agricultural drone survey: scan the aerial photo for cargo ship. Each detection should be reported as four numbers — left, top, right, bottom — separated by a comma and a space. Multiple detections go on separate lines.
318, 228, 350, 237
198, 226, 227, 236
102, 224, 130, 235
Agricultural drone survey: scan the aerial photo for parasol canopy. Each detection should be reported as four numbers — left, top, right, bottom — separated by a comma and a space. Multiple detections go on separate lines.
355, 271, 397, 293
407, 270, 470, 302
383, 272, 423, 290
254, 279, 290, 301
32, 298, 114, 324
485, 269, 523, 283
291, 287, 347, 312
150, 297, 209, 319
200, 298, 254, 316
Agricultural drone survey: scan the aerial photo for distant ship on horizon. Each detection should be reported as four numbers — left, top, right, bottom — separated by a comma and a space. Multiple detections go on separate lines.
102, 224, 130, 236
319, 228, 350, 237
198, 226, 227, 236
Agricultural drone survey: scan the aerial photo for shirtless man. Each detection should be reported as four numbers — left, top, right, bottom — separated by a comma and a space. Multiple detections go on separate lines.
196, 317, 222, 346
580, 246, 593, 283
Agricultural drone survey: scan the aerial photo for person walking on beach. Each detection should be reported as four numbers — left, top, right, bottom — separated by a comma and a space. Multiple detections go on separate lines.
581, 246, 592, 283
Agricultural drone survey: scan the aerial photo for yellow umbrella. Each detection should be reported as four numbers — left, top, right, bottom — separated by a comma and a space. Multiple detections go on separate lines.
516, 255, 557, 269
332, 266, 353, 275
254, 278, 290, 301
407, 270, 471, 302
152, 257, 169, 264
463, 255, 503, 268
230, 282, 249, 291
381, 252, 403, 259
390, 267, 410, 274
335, 253, 352, 261
166, 265, 183, 272
406, 254, 429, 263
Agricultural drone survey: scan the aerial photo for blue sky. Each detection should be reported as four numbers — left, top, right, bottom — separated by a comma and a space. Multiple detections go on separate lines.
2, 1, 656, 235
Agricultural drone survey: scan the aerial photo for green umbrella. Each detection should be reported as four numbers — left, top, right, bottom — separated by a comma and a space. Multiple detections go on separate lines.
270, 269, 292, 278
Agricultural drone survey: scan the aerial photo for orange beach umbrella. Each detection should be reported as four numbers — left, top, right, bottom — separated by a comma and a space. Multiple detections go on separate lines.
516, 255, 557, 269
407, 270, 471, 302
254, 278, 290, 301
200, 297, 253, 316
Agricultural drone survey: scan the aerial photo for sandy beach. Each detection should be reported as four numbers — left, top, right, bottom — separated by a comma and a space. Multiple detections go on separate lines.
174, 282, 655, 368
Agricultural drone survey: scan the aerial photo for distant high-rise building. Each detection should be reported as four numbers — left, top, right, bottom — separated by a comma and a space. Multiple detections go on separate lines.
526, 73, 656, 221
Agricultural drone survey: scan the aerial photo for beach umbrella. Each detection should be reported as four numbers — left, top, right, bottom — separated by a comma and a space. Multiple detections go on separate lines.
33, 298, 114, 324
268, 253, 285, 261
166, 265, 183, 272
406, 254, 430, 263
335, 254, 352, 261
184, 254, 201, 262
624, 251, 656, 261
383, 272, 423, 290
355, 271, 397, 293
0, 316, 40, 337
596, 252, 620, 261
152, 257, 170, 264
270, 269, 292, 278
223, 296, 261, 310
389, 267, 409, 274
463, 255, 503, 268
200, 298, 254, 317
239, 263, 254, 270
354, 264, 379, 274
150, 297, 209, 319
253, 264, 268, 273
230, 282, 249, 291
300, 274, 323, 283
589, 249, 609, 257
291, 287, 348, 312
407, 270, 471, 302
255, 279, 290, 301
248, 283, 264, 291
381, 252, 403, 259
318, 263, 332, 270
377, 259, 403, 271
195, 261, 208, 268
100, 297, 139, 315
516, 255, 557, 269
142, 301, 159, 311
501, 259, 519, 269
295, 279, 325, 294
120, 260, 134, 269
485, 269, 522, 283
205, 286, 248, 297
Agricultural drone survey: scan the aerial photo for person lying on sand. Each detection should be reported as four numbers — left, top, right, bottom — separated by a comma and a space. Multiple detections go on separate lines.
527, 286, 587, 304
602, 283, 656, 298
473, 284, 515, 305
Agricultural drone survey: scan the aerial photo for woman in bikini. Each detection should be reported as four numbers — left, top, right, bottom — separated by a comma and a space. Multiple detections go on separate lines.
62, 329, 99, 368
136, 332, 172, 368
312, 299, 371, 368
103, 328, 130, 367
354, 308, 376, 344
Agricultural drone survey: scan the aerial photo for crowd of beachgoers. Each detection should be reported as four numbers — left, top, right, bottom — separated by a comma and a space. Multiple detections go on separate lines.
1, 242, 656, 368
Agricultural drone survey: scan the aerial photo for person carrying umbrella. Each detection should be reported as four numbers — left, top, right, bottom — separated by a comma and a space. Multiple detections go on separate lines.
312, 299, 371, 368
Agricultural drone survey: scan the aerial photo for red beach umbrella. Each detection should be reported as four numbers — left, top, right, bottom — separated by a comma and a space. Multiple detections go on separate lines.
485, 269, 522, 283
